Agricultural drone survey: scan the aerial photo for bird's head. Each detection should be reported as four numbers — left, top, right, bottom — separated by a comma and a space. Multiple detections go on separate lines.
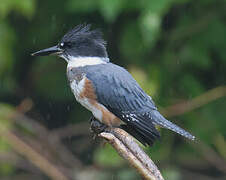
32, 24, 109, 63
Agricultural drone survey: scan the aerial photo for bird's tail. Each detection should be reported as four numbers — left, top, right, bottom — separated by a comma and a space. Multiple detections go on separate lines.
120, 110, 194, 146
150, 110, 195, 140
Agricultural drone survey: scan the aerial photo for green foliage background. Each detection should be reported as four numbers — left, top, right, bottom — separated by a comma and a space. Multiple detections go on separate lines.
0, 0, 226, 179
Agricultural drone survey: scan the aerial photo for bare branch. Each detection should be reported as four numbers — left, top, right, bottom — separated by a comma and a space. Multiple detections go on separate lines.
161, 86, 226, 118
99, 128, 164, 180
9, 111, 84, 169
0, 126, 70, 180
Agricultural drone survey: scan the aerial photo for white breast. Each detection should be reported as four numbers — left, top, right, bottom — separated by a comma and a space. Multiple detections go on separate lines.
70, 78, 85, 101
70, 79, 103, 121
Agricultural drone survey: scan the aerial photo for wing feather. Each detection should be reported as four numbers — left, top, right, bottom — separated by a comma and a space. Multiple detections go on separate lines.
83, 63, 156, 114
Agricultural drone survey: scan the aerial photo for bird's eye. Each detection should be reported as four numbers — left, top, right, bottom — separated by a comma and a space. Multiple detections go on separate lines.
59, 42, 65, 48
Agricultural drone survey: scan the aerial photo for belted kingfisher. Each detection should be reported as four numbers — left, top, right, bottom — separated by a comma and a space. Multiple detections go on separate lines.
32, 24, 195, 146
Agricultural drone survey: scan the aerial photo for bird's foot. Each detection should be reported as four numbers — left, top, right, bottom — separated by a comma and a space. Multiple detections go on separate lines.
89, 116, 108, 139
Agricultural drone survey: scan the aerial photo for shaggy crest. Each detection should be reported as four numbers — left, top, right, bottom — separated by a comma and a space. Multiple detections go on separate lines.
61, 24, 106, 47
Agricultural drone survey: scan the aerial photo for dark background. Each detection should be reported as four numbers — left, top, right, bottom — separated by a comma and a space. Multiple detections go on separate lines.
0, 0, 226, 179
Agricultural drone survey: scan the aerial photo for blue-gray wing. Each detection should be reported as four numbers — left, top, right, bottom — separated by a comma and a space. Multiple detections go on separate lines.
83, 63, 157, 114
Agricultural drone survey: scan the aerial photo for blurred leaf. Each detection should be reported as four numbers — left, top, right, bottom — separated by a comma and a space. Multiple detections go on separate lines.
139, 11, 161, 48
98, 0, 124, 22
94, 143, 124, 167
120, 22, 145, 61
0, 0, 13, 18
0, 103, 14, 124
0, 22, 15, 76
0, 0, 36, 18
129, 66, 159, 97
214, 134, 226, 159
14, 0, 36, 18
0, 103, 14, 150
144, 0, 173, 14
0, 163, 14, 176
161, 168, 181, 180
139, 0, 173, 47
0, 104, 15, 176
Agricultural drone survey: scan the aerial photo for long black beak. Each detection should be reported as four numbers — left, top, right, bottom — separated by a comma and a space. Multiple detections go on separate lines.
31, 45, 62, 56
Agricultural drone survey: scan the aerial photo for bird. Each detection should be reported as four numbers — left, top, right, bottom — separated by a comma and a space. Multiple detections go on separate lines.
32, 24, 195, 146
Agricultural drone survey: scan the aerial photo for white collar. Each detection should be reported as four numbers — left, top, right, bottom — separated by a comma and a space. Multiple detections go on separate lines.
66, 56, 108, 68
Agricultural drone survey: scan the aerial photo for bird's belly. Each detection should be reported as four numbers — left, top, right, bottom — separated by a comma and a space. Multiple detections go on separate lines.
70, 79, 121, 126
70, 79, 101, 118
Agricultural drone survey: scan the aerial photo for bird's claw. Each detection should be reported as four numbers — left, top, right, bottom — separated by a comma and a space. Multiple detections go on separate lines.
89, 116, 108, 136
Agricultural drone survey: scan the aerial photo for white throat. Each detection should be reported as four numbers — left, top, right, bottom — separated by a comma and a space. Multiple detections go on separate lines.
66, 56, 108, 68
